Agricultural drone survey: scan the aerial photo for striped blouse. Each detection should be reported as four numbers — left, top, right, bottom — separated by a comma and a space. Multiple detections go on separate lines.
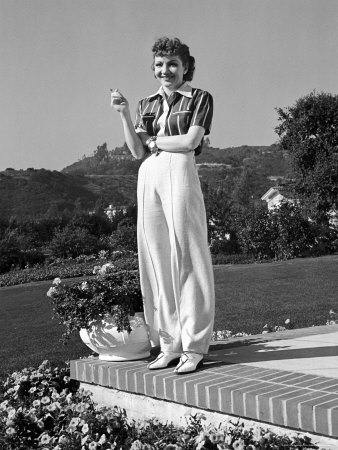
134, 83, 213, 155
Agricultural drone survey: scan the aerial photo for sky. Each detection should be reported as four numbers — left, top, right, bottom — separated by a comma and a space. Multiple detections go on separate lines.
1, 0, 338, 171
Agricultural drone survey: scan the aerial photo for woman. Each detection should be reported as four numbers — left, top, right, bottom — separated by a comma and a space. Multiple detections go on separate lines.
111, 37, 214, 374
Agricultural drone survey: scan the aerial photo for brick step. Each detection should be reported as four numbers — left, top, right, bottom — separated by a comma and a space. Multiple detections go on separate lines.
71, 356, 338, 440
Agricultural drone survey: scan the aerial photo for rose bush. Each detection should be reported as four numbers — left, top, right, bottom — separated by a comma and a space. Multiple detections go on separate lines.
47, 262, 143, 342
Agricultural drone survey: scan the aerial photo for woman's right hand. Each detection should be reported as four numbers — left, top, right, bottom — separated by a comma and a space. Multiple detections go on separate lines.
110, 89, 129, 113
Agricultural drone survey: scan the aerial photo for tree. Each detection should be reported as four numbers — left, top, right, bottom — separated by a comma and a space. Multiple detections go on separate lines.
275, 91, 338, 223
49, 225, 98, 258
94, 142, 109, 168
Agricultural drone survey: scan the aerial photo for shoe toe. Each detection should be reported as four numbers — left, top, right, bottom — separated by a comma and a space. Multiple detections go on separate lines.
175, 353, 203, 374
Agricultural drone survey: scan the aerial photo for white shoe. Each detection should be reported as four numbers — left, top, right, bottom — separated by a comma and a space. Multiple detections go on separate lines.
147, 352, 181, 370
174, 352, 204, 374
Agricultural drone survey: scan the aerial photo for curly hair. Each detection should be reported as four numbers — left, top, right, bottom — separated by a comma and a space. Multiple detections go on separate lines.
151, 37, 195, 82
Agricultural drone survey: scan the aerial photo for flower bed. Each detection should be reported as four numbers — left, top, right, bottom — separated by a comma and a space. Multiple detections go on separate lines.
0, 252, 138, 287
0, 361, 319, 449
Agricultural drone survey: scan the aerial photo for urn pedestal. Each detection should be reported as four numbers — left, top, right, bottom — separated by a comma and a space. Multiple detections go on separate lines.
79, 312, 151, 361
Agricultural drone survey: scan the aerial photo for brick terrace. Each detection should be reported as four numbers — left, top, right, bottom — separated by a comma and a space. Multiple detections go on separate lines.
71, 325, 338, 439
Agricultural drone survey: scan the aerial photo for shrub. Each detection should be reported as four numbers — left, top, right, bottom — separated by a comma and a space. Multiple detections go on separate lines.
0, 238, 21, 274
235, 205, 273, 260
269, 202, 316, 260
211, 253, 256, 265
106, 224, 138, 253
49, 226, 98, 259
235, 202, 320, 261
0, 231, 45, 274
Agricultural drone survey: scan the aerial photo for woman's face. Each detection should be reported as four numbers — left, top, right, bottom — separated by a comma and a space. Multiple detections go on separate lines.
153, 55, 187, 92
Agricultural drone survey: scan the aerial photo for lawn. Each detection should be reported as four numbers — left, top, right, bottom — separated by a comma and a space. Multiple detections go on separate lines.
0, 255, 337, 378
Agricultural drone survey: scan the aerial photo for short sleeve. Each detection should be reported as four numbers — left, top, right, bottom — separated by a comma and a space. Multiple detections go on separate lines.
134, 100, 147, 133
190, 91, 213, 135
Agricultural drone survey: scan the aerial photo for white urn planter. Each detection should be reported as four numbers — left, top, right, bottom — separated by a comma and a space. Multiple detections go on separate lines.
79, 312, 151, 361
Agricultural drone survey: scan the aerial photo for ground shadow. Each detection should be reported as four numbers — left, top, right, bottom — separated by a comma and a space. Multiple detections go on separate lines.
206, 340, 338, 364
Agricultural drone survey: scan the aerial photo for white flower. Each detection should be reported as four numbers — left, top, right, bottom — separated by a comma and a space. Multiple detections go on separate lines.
29, 386, 37, 393
47, 287, 57, 298
82, 435, 90, 445
285, 318, 291, 325
233, 438, 245, 450
99, 262, 115, 274
58, 435, 68, 444
69, 417, 80, 428
47, 403, 58, 412
224, 435, 232, 445
93, 265, 101, 274
130, 440, 143, 450
75, 402, 86, 412
38, 360, 49, 370
89, 442, 98, 450
40, 433, 51, 444
7, 408, 16, 419
41, 396, 51, 404
0, 400, 8, 410
6, 427, 16, 436
81, 281, 89, 290
329, 309, 336, 315
53, 277, 62, 285
82, 423, 89, 434
33, 400, 41, 407
29, 412, 38, 422
98, 434, 107, 444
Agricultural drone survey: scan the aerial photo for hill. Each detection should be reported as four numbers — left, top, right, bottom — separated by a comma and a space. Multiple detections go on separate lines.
0, 169, 98, 218
0, 143, 290, 219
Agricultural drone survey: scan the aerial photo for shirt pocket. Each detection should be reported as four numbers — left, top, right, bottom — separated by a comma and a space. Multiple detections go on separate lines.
171, 110, 193, 133
140, 113, 156, 135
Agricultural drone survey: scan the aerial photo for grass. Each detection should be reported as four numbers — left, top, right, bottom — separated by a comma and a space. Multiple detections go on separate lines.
213, 254, 338, 333
0, 255, 337, 378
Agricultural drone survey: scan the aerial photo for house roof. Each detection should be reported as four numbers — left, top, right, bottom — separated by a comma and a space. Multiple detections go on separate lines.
261, 186, 295, 201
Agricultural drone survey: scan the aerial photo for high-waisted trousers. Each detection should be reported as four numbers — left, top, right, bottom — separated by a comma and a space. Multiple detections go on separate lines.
137, 150, 215, 355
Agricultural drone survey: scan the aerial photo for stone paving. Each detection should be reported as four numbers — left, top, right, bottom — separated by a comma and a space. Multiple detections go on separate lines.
71, 324, 338, 439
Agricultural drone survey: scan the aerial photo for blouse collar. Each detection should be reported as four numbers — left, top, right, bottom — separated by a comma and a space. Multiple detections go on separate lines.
147, 82, 193, 99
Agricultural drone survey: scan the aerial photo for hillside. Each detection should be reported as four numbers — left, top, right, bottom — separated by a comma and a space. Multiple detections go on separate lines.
0, 169, 97, 218
0, 143, 290, 219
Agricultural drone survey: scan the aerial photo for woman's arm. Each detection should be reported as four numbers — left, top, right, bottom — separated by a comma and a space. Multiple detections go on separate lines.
156, 126, 206, 153
111, 90, 146, 160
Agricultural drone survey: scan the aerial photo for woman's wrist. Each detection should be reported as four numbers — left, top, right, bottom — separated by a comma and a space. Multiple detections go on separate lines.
146, 136, 160, 156
118, 107, 131, 118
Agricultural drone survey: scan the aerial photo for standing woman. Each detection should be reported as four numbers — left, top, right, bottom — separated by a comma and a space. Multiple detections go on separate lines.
111, 37, 214, 374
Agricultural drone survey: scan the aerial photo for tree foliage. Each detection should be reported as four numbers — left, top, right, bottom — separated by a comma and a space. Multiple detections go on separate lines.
275, 91, 338, 222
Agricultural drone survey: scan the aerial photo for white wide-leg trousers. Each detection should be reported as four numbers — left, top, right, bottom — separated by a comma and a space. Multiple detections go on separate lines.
137, 151, 215, 355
